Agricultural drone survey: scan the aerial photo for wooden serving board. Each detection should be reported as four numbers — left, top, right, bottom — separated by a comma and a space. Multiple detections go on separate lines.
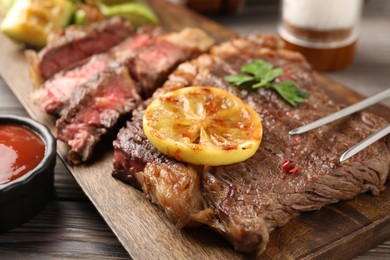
1, 0, 389, 259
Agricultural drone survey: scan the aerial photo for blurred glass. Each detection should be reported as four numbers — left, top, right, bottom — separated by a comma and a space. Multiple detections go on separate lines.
166, 0, 187, 6
278, 0, 364, 71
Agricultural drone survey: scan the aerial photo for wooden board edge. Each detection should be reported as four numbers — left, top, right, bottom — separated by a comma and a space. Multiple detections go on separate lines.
306, 214, 390, 259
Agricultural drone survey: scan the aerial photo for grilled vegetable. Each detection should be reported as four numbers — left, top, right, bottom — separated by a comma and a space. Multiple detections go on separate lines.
1, 0, 74, 47
73, 3, 105, 24
97, 1, 159, 26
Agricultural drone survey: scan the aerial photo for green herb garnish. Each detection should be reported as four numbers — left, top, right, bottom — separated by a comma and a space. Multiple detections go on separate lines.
225, 59, 309, 107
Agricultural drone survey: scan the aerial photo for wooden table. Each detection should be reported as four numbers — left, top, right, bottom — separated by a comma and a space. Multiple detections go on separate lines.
0, 0, 389, 259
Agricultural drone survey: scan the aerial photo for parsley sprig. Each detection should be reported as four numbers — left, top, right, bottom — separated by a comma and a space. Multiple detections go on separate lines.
225, 59, 309, 107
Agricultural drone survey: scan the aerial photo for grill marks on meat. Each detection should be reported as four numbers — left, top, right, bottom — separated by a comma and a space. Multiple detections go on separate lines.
112, 34, 390, 255
57, 66, 141, 164
27, 17, 134, 83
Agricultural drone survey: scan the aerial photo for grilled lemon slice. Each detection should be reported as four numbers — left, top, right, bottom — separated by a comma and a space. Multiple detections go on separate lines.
143, 86, 263, 166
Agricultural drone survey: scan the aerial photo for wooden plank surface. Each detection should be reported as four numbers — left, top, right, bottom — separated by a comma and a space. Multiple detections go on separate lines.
0, 0, 389, 259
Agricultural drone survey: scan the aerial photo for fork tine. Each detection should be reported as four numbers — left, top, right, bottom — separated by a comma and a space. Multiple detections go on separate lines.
340, 124, 390, 163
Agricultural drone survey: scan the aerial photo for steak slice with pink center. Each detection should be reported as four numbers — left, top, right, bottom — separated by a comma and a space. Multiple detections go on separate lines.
57, 66, 141, 164
33, 54, 112, 115
27, 17, 134, 84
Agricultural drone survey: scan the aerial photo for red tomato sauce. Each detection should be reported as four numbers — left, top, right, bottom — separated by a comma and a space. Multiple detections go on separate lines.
0, 124, 45, 185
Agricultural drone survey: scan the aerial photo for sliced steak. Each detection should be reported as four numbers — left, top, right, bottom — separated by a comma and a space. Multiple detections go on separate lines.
27, 17, 133, 83
112, 35, 390, 255
128, 28, 215, 97
33, 27, 213, 116
34, 24, 214, 164
32, 27, 163, 116
32, 54, 113, 115
109, 26, 165, 64
57, 66, 141, 164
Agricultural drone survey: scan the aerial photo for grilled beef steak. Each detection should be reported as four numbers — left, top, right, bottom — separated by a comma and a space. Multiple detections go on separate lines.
57, 66, 141, 164
27, 17, 133, 83
112, 35, 390, 255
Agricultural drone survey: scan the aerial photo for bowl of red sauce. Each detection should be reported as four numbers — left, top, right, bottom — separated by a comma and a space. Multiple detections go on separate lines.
0, 114, 56, 231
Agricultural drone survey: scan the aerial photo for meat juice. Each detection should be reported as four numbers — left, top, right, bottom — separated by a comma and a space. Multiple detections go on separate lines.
278, 0, 363, 71
0, 125, 45, 184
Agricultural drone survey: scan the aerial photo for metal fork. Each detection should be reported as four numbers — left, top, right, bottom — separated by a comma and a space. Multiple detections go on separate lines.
289, 88, 390, 162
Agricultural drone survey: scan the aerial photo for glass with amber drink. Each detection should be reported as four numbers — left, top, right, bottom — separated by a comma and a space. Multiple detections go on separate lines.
278, 0, 364, 71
